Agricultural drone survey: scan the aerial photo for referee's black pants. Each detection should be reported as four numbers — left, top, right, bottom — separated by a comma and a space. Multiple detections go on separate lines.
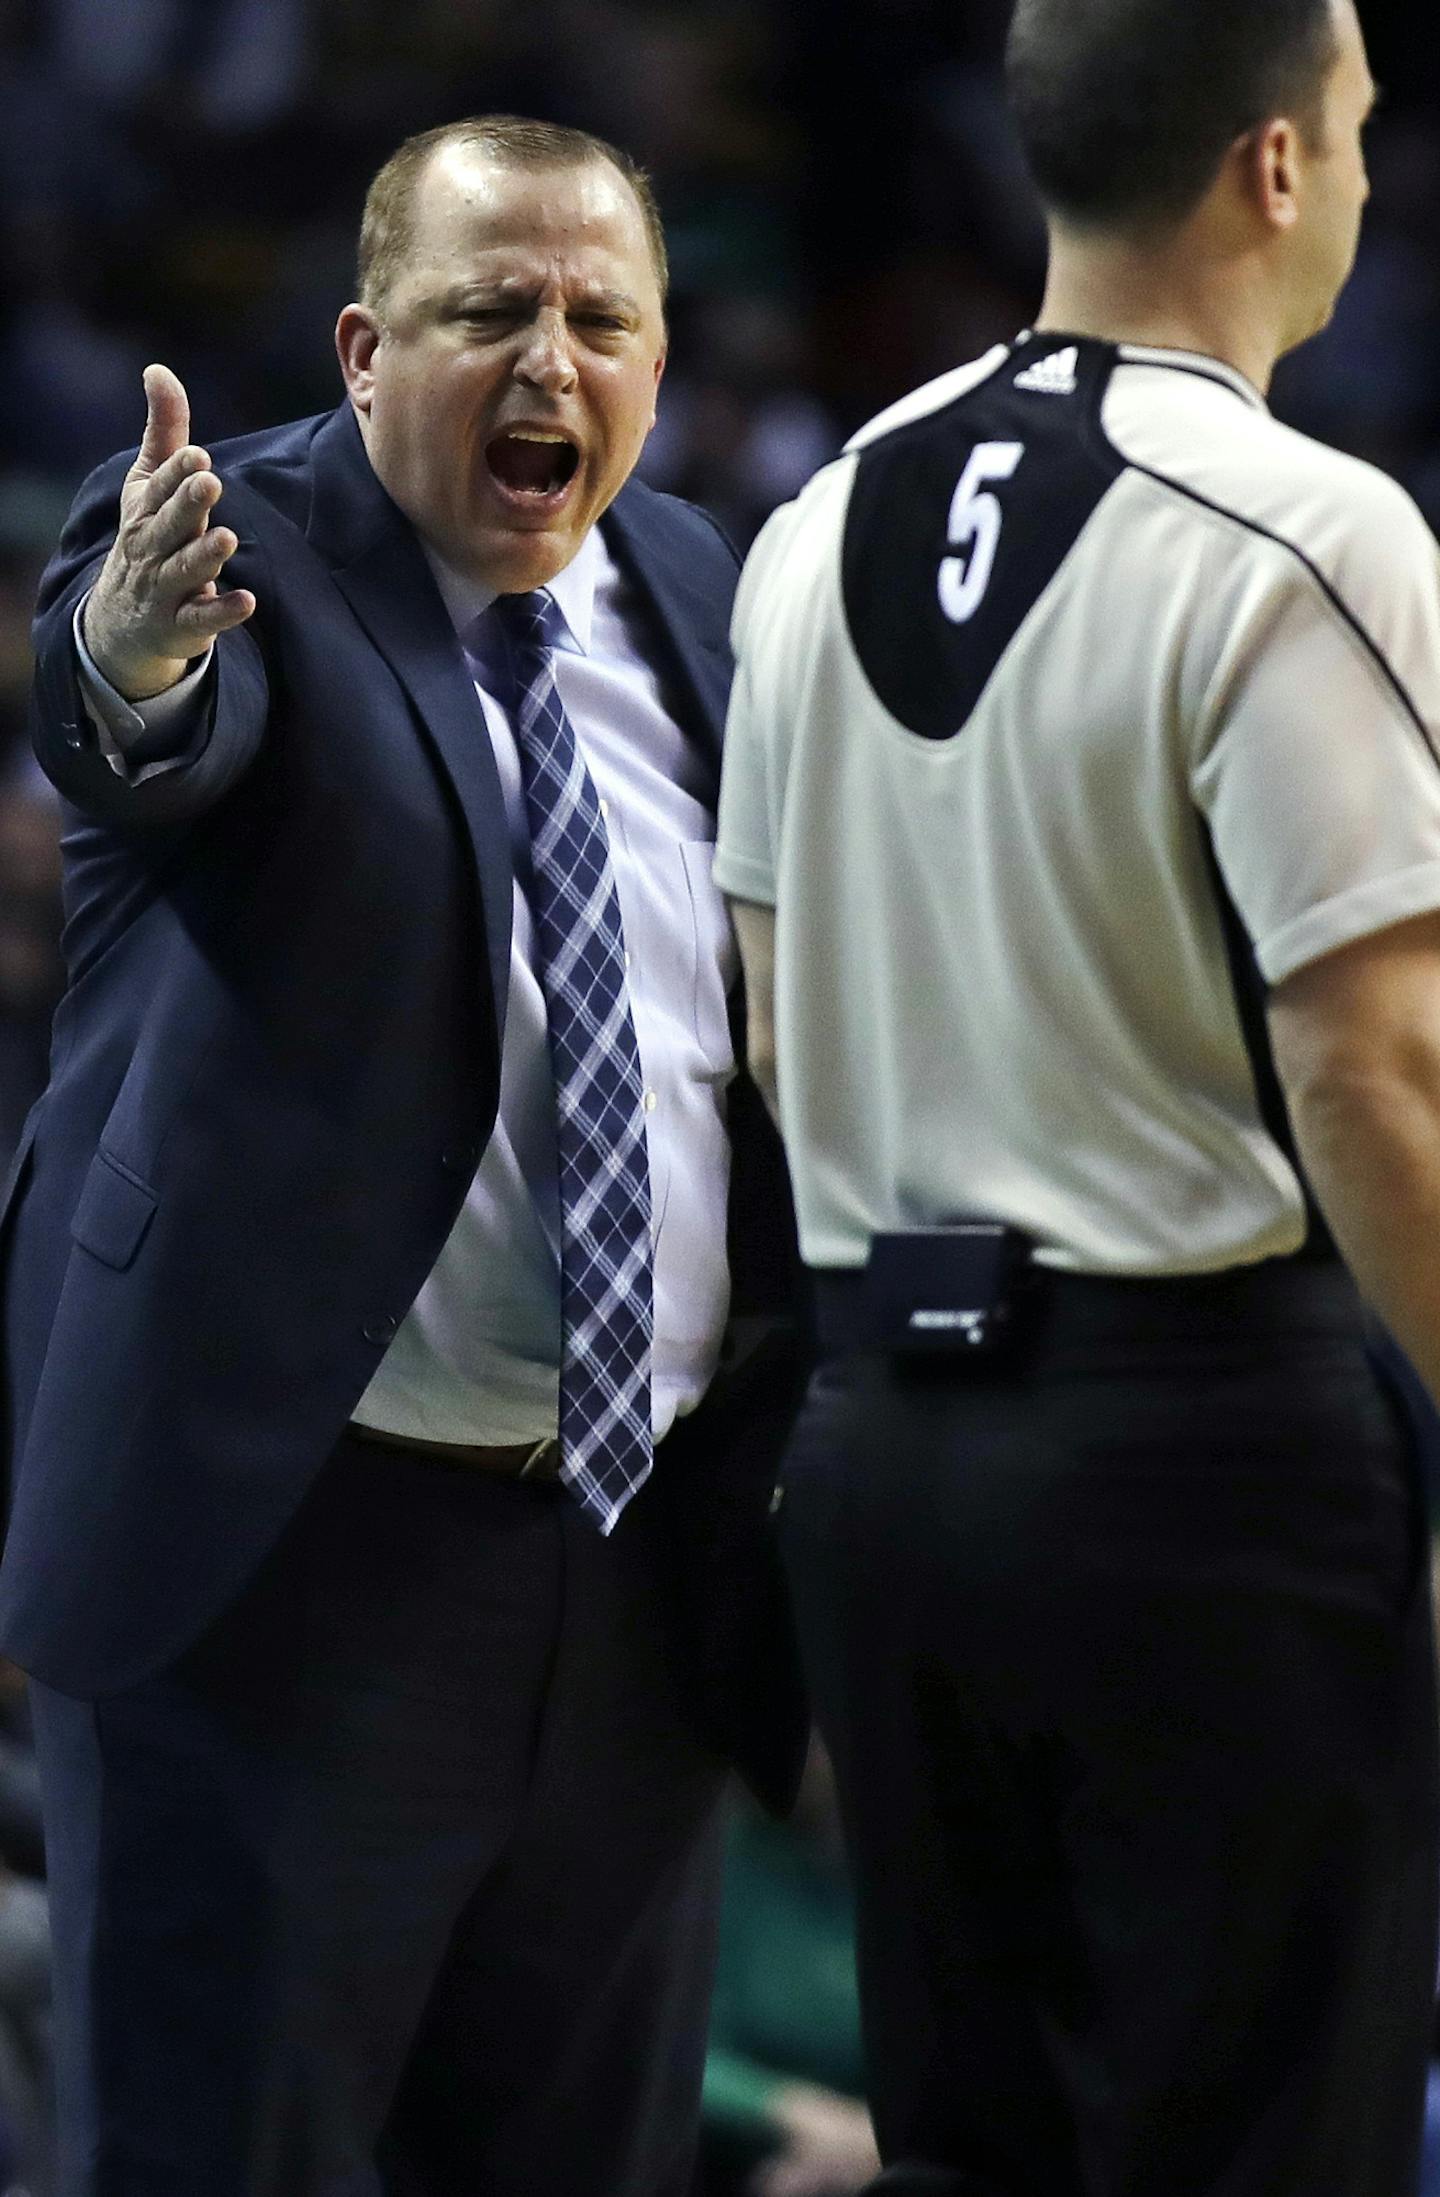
784, 1262, 1440, 2197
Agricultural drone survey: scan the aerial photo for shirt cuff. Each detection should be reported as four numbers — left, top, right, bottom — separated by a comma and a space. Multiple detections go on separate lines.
72, 593, 215, 783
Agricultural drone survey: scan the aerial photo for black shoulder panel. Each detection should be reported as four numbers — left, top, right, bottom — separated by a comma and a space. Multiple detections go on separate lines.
840, 335, 1127, 740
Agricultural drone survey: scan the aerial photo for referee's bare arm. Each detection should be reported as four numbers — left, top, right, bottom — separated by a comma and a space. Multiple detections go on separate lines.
730, 900, 779, 1128
1270, 907, 1440, 1401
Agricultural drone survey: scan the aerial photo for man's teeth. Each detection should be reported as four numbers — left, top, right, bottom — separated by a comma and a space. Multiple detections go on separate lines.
489, 430, 577, 495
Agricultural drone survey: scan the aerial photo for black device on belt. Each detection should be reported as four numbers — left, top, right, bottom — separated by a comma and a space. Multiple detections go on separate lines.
862, 1223, 1036, 1356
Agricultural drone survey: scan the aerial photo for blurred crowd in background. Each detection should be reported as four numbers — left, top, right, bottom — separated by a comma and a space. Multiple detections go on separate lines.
2, 0, 1440, 2188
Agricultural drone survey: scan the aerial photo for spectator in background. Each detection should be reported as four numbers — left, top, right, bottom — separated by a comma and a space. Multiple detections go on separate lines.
641, 296, 838, 549
0, 1860, 50, 2197
0, 499, 66, 1187
0, 776, 61, 1179
0, 1660, 51, 2197
701, 1744, 878, 2197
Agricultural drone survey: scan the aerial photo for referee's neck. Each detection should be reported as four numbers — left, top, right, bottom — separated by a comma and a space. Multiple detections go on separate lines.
1035, 230, 1287, 400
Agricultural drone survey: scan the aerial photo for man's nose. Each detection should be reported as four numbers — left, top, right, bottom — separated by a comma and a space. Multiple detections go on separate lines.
514, 313, 578, 395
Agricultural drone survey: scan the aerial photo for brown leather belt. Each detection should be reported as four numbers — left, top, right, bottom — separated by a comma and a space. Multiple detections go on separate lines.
348, 1423, 563, 1481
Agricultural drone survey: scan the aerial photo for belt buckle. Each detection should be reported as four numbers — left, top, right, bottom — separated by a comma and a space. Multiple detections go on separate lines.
519, 1438, 559, 1480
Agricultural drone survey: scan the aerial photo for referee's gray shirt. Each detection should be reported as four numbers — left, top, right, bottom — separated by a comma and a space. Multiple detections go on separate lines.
714, 335, 1440, 1276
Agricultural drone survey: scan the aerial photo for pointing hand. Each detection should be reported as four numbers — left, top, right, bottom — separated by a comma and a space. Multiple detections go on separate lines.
81, 365, 257, 702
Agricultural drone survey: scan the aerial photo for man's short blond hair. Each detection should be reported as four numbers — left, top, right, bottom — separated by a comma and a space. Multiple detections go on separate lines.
357, 114, 669, 316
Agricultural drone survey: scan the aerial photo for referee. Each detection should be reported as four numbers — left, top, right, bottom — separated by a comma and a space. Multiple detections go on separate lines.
715, 2, 1440, 2192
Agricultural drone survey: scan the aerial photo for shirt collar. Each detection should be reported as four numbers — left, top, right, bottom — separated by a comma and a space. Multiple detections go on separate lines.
1115, 343, 1268, 412
1014, 330, 1268, 413
422, 522, 601, 657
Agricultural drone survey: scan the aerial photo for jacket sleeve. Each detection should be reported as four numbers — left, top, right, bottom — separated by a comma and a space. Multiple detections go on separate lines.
28, 452, 272, 830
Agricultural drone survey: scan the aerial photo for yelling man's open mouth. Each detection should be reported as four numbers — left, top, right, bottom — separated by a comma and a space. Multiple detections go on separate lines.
485, 431, 581, 503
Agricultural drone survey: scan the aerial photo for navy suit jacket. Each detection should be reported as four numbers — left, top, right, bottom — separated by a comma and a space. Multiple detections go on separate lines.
0, 403, 806, 1810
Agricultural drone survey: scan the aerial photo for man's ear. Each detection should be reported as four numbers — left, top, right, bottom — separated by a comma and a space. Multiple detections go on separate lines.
335, 305, 383, 412
648, 342, 668, 433
1243, 116, 1304, 233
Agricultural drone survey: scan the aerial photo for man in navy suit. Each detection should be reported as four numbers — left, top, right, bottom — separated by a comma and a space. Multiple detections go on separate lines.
0, 113, 805, 2195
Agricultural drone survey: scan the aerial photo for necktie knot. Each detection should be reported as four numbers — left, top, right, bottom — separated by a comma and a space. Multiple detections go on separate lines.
492, 589, 555, 657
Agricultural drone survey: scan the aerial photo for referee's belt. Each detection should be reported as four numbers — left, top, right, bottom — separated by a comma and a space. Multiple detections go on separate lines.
810, 1248, 1354, 1364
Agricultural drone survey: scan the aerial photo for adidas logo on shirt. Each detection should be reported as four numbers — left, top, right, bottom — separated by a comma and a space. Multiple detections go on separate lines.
1014, 346, 1079, 396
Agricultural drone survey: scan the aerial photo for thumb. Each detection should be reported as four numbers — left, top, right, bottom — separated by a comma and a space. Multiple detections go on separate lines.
134, 362, 191, 477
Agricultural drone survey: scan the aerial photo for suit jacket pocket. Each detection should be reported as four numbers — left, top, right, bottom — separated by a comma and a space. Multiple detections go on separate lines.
70, 1149, 158, 1271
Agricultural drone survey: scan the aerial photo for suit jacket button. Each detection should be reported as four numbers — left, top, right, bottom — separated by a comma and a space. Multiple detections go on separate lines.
364, 1314, 398, 1344
62, 720, 85, 750
442, 1144, 478, 1174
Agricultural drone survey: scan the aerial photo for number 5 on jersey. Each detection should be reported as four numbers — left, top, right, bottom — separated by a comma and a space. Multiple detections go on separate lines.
939, 441, 1025, 624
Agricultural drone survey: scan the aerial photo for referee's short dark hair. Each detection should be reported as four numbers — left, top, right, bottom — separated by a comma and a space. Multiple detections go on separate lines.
1006, 0, 1342, 232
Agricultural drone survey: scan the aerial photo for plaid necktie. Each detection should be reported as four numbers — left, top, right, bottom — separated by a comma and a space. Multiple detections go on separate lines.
490, 590, 655, 1531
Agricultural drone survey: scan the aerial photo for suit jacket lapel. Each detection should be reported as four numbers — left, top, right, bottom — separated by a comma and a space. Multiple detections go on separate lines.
306, 407, 514, 1043
603, 483, 733, 800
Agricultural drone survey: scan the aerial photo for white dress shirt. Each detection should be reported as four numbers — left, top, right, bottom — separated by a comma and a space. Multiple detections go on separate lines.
76, 524, 739, 1444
